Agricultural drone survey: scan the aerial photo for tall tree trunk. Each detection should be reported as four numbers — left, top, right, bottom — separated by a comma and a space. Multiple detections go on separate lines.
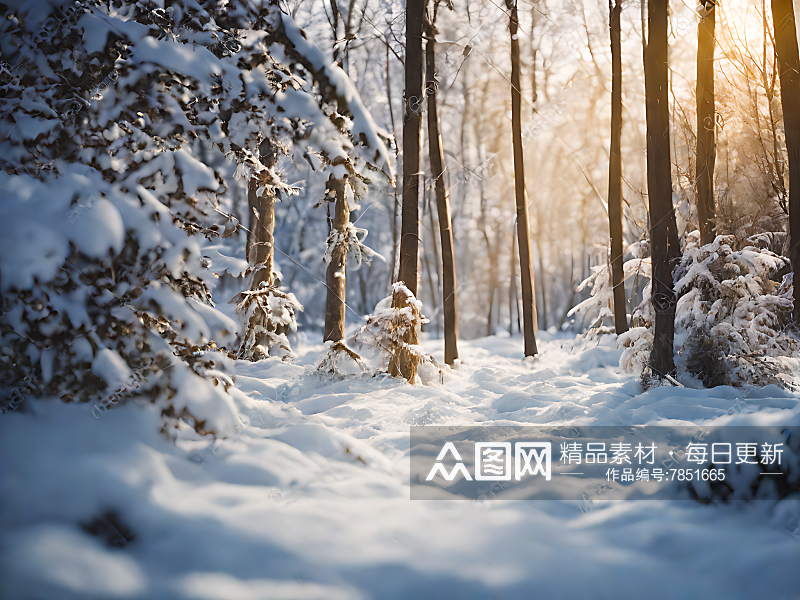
422, 182, 438, 334
608, 0, 628, 335
390, 0, 425, 380
510, 222, 521, 334
386, 42, 400, 285
247, 178, 276, 291
426, 20, 459, 363
771, 0, 800, 323
507, 0, 539, 356
644, 0, 680, 378
323, 176, 349, 342
696, 3, 716, 245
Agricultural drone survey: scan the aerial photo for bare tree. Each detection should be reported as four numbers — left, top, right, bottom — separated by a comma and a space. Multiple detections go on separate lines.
425, 13, 459, 364
771, 0, 800, 322
644, 0, 680, 378
696, 1, 717, 245
607, 0, 628, 335
507, 0, 539, 357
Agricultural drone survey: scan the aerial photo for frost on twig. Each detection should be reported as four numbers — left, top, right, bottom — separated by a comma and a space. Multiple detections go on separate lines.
323, 222, 383, 269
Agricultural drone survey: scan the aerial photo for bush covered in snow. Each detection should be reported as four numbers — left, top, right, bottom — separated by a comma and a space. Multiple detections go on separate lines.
0, 0, 389, 432
577, 232, 798, 388
673, 232, 797, 388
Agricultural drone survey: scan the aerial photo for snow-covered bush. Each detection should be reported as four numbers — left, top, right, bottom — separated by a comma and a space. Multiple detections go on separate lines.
230, 284, 302, 360
0, 0, 388, 430
618, 327, 654, 377
673, 232, 797, 387
349, 283, 438, 382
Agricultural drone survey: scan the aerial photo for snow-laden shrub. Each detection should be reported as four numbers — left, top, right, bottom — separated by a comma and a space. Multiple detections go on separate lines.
618, 327, 654, 377
673, 232, 797, 387
0, 0, 389, 431
349, 283, 439, 382
230, 283, 302, 360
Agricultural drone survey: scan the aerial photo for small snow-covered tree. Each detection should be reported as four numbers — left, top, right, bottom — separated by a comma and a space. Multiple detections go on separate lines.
350, 282, 437, 382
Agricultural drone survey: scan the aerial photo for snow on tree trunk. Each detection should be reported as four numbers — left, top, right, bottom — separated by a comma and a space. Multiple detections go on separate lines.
425, 21, 459, 366
644, 0, 681, 380
608, 0, 629, 336
324, 176, 350, 342
696, 3, 717, 246
771, 0, 800, 323
507, 0, 539, 357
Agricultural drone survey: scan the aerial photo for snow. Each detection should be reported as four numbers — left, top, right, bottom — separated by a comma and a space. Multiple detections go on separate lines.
0, 170, 125, 291
2, 333, 799, 599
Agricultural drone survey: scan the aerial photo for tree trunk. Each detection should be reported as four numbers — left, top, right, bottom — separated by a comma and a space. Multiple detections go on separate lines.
510, 221, 521, 333
644, 0, 680, 378
771, 0, 800, 323
696, 4, 716, 246
608, 0, 628, 335
507, 0, 539, 357
323, 177, 349, 342
386, 42, 400, 285
247, 177, 276, 291
390, 0, 425, 381
426, 21, 459, 364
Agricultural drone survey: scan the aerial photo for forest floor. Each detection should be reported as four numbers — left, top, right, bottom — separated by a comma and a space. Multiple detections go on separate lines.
2, 332, 800, 599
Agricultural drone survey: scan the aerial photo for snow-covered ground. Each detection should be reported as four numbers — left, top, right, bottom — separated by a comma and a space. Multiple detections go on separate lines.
2, 332, 799, 600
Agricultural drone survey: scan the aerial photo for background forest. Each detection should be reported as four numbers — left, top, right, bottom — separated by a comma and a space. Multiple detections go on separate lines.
5, 0, 798, 411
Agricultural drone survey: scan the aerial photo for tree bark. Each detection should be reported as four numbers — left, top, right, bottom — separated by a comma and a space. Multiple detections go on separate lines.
510, 221, 521, 334
397, 0, 424, 296
323, 176, 349, 342
390, 0, 425, 381
247, 177, 276, 291
771, 0, 800, 323
425, 21, 459, 364
608, 0, 628, 335
644, 0, 680, 378
696, 4, 716, 246
507, 0, 539, 356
